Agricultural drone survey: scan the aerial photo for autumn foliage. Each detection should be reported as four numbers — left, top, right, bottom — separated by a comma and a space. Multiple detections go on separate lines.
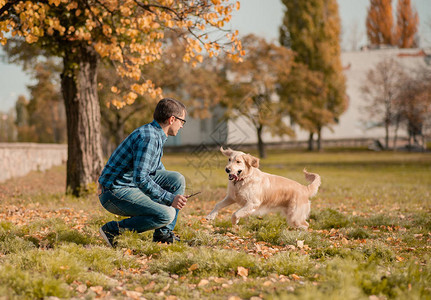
279, 0, 347, 151
366, 0, 419, 48
0, 0, 244, 195
395, 0, 419, 48
366, 0, 394, 46
223, 34, 295, 158
0, 0, 243, 107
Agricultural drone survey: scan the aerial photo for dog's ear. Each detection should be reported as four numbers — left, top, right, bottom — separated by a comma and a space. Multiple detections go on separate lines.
220, 147, 234, 157
243, 154, 259, 168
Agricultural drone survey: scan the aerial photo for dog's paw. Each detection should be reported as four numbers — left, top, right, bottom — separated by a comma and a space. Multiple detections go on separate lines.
206, 213, 216, 221
231, 215, 239, 225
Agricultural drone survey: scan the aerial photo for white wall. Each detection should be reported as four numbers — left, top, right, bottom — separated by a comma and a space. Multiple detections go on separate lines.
0, 143, 67, 182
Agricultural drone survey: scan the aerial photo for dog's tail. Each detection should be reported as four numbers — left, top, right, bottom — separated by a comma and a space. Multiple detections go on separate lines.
303, 169, 321, 198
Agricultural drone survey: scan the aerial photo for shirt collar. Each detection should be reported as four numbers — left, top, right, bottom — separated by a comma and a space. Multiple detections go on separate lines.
150, 120, 168, 142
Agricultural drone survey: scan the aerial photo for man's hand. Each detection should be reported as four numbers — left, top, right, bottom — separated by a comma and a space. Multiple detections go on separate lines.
171, 195, 188, 210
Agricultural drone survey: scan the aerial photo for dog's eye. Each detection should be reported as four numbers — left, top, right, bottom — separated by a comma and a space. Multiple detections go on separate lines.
236, 160, 241, 164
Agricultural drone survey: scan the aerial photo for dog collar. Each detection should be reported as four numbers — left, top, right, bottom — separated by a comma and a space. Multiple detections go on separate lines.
234, 177, 245, 185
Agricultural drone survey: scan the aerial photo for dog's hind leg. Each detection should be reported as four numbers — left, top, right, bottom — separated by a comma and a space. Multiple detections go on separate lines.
289, 202, 310, 230
206, 196, 235, 220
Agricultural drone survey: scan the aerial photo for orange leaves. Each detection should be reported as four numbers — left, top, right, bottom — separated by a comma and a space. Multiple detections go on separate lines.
102, 24, 112, 36
66, 2, 78, 10
197, 279, 209, 287
109, 80, 161, 109
48, 0, 69, 6
290, 274, 301, 281
188, 263, 199, 272
1, 0, 244, 109
111, 86, 120, 94
366, 0, 395, 45
131, 80, 162, 98
48, 0, 61, 6
0, 204, 90, 230
395, 0, 419, 48
99, 0, 119, 12
124, 92, 138, 105
237, 266, 248, 278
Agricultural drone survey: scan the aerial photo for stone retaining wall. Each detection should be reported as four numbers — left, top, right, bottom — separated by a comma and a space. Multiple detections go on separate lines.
0, 143, 67, 182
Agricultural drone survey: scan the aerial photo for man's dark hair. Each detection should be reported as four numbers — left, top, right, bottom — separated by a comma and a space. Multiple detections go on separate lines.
153, 98, 187, 124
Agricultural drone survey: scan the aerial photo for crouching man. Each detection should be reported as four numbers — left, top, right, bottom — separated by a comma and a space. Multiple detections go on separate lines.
98, 98, 188, 246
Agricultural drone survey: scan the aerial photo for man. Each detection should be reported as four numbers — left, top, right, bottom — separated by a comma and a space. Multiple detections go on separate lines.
98, 98, 188, 246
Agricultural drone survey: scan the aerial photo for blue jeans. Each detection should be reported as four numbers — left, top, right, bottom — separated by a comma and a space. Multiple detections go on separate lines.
99, 170, 185, 236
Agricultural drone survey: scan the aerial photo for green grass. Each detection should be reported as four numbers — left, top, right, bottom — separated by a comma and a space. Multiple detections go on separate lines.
0, 150, 430, 299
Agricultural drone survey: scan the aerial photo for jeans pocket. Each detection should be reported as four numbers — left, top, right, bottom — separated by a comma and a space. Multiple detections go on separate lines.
102, 199, 128, 216
100, 191, 128, 216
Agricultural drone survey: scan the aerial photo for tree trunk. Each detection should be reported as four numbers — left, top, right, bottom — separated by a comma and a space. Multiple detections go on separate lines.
61, 45, 103, 196
317, 128, 322, 152
393, 115, 400, 151
308, 132, 314, 151
384, 122, 390, 150
257, 125, 266, 158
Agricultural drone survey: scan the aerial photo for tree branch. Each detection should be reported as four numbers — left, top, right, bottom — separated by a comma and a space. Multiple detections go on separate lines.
0, 0, 20, 19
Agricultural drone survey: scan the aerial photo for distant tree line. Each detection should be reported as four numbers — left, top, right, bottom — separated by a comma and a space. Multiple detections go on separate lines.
362, 59, 431, 150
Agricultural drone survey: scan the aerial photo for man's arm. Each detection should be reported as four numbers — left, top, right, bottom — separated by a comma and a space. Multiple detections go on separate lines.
156, 160, 165, 171
132, 135, 175, 206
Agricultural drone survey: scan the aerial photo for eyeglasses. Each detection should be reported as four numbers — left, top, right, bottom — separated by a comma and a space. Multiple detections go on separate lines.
173, 115, 186, 125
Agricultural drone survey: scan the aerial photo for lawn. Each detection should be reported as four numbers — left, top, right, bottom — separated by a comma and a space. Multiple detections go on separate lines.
0, 150, 430, 299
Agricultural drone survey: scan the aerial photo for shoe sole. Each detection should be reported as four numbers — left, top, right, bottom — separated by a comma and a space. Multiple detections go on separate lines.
99, 227, 113, 247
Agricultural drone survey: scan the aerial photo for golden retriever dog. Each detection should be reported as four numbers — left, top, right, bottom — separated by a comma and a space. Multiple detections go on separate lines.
206, 147, 321, 229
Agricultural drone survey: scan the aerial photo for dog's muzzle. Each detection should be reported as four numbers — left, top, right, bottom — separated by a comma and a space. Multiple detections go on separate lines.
228, 174, 237, 181
227, 169, 242, 181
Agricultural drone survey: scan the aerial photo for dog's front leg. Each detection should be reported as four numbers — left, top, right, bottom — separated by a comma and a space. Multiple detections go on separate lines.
231, 204, 257, 225
206, 196, 235, 220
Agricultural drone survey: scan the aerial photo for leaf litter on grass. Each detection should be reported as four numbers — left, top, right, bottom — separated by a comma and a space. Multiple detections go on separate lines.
0, 151, 430, 299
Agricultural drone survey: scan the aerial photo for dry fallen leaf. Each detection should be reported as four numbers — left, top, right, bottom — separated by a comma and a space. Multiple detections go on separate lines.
263, 280, 272, 287
237, 266, 249, 277
198, 279, 209, 287
291, 274, 301, 281
144, 281, 156, 290
297, 240, 304, 249
125, 290, 143, 299
76, 284, 87, 293
188, 263, 199, 271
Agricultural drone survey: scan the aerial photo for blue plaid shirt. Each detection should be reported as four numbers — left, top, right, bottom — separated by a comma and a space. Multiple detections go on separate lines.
98, 120, 175, 206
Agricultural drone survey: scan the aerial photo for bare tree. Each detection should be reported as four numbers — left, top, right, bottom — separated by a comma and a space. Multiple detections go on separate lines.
397, 66, 431, 150
347, 19, 365, 51
361, 58, 405, 149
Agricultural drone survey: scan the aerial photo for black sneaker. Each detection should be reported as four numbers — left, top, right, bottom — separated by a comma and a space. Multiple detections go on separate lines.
153, 231, 180, 244
99, 224, 119, 247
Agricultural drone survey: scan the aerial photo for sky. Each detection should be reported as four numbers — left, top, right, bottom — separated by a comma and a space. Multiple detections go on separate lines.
1, 0, 430, 113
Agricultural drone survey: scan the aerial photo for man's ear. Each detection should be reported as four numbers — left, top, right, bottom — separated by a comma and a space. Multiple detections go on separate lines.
220, 147, 234, 157
243, 154, 259, 168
